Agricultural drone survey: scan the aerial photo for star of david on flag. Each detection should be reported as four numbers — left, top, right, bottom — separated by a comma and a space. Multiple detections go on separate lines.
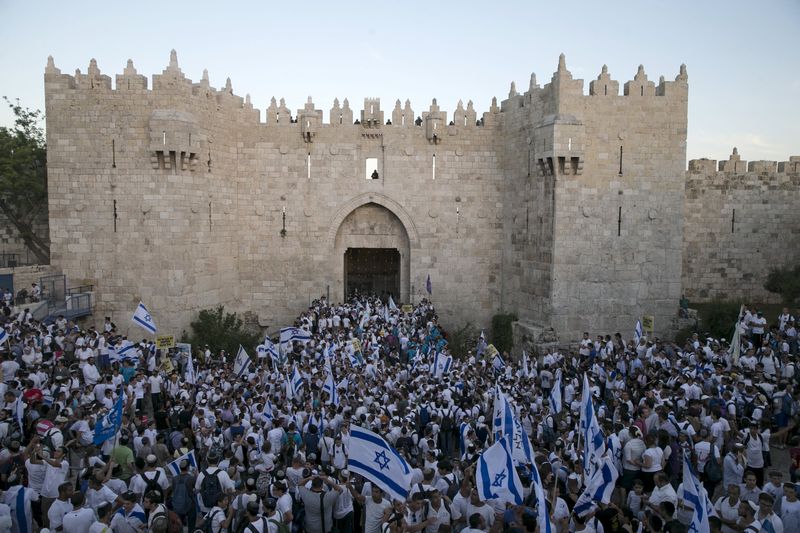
476, 434, 523, 505
132, 301, 157, 334
347, 425, 412, 502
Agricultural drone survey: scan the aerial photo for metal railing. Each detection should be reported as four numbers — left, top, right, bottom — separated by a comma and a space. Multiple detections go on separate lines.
66, 284, 94, 296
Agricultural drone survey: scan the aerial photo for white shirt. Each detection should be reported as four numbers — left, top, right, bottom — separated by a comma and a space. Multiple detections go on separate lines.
62, 507, 97, 533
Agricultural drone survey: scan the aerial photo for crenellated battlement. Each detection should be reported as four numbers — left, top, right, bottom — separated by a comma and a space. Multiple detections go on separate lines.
688, 148, 800, 179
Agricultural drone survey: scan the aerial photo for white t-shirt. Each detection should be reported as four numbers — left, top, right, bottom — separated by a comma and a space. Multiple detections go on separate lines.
62, 507, 96, 533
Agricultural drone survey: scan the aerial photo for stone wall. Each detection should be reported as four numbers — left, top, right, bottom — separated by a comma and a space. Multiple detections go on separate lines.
0, 264, 58, 293
0, 210, 49, 267
683, 152, 800, 304
44, 50, 695, 341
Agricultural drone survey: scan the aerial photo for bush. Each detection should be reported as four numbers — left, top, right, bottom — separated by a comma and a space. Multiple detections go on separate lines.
448, 322, 479, 359
185, 305, 261, 361
491, 313, 518, 354
765, 266, 800, 305
694, 300, 741, 340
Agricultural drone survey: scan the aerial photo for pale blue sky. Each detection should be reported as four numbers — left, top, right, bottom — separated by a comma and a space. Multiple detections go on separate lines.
1, 0, 798, 162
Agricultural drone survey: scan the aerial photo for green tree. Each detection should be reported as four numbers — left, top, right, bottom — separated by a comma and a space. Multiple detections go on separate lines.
0, 97, 49, 264
764, 266, 800, 305
184, 305, 261, 361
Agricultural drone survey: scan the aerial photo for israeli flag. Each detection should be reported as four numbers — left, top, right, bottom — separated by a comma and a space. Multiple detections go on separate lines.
289, 366, 304, 397
431, 352, 452, 378
580, 374, 605, 477
530, 459, 553, 533
492, 353, 506, 371
549, 373, 562, 414
682, 451, 712, 533
388, 295, 398, 311
14, 397, 25, 434
233, 346, 251, 378
383, 305, 390, 323
167, 449, 197, 476
476, 434, 524, 505
511, 417, 535, 466
359, 304, 370, 329
131, 302, 157, 334
348, 425, 412, 502
93, 391, 124, 445
322, 372, 339, 406
110, 340, 137, 363
634, 319, 643, 344
262, 399, 274, 422
521, 351, 530, 378
492, 387, 515, 442
185, 352, 196, 385
279, 327, 311, 353
573, 455, 619, 516
459, 421, 472, 457
264, 338, 279, 360
0, 327, 7, 345
477, 330, 486, 357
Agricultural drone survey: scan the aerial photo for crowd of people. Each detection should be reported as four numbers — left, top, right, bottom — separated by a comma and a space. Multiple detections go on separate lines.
0, 293, 799, 533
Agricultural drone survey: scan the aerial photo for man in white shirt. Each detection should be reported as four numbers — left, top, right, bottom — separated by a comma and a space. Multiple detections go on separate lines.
41, 447, 70, 524
62, 492, 96, 533
47, 482, 74, 532
195, 453, 236, 515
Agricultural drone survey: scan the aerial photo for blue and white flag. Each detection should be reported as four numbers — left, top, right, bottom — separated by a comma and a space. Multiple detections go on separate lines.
459, 421, 472, 457
492, 353, 506, 371
580, 374, 605, 477
323, 372, 339, 406
682, 451, 712, 533
110, 340, 137, 363
431, 352, 452, 378
511, 416, 535, 465
14, 398, 25, 434
549, 373, 562, 414
634, 320, 643, 344
264, 338, 280, 360
262, 399, 274, 422
0, 327, 8, 345
388, 295, 398, 311
521, 351, 530, 378
359, 302, 371, 330
477, 330, 486, 357
289, 366, 304, 397
530, 459, 553, 533
348, 425, 412, 502
493, 387, 515, 442
573, 456, 619, 516
279, 327, 311, 353
131, 302, 157, 334
167, 449, 197, 476
476, 435, 524, 505
93, 392, 124, 445
233, 346, 251, 378
185, 352, 196, 385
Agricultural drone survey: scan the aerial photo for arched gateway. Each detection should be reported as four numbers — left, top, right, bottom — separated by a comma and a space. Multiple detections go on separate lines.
331, 198, 414, 303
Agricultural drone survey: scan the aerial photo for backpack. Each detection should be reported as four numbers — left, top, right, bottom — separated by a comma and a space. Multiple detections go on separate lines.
704, 445, 722, 484
443, 473, 460, 500
144, 471, 164, 502
268, 517, 290, 533
151, 507, 183, 533
440, 407, 454, 433
200, 469, 223, 508
42, 428, 59, 451
541, 416, 556, 445
171, 473, 193, 515
197, 508, 222, 533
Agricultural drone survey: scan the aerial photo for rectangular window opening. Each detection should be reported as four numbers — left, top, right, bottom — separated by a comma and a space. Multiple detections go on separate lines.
307, 153, 311, 179
731, 209, 736, 233
617, 206, 622, 236
557, 156, 565, 175
112, 139, 116, 168
365, 158, 379, 180
162, 131, 166, 145
432, 154, 436, 180
571, 157, 579, 175
618, 146, 623, 176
